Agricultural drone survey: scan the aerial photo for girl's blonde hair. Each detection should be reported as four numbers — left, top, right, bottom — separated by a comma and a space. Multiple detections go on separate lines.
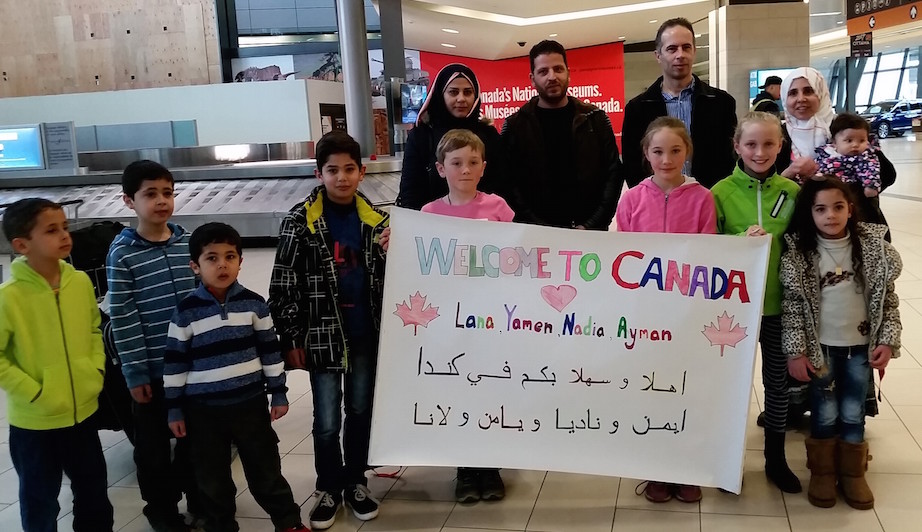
734, 111, 783, 143
641, 116, 693, 159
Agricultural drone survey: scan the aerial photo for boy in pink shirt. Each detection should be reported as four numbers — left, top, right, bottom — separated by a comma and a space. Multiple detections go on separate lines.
422, 129, 514, 222
420, 128, 512, 502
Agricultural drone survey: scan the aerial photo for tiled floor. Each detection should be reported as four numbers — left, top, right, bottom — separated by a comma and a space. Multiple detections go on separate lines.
2, 136, 922, 530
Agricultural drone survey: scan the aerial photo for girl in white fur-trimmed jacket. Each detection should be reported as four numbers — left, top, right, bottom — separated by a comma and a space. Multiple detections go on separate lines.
780, 177, 901, 512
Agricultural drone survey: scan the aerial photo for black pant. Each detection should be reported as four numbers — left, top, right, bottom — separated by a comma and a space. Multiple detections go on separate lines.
310, 341, 378, 493
186, 395, 301, 532
9, 420, 114, 532
760, 315, 789, 434
132, 381, 200, 520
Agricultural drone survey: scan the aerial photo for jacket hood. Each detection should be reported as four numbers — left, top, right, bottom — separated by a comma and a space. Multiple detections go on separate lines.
730, 160, 782, 184
637, 175, 702, 194
782, 222, 888, 249
112, 222, 187, 249
9, 257, 77, 289
303, 186, 388, 234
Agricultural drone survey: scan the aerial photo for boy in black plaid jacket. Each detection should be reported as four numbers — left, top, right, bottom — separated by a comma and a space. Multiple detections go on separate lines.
268, 131, 389, 530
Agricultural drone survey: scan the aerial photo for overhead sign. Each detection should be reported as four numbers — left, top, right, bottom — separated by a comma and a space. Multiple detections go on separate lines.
848, 1, 920, 33
850, 32, 874, 57
369, 208, 771, 493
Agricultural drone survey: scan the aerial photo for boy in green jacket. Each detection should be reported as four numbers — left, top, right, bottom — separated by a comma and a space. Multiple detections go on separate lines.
0, 198, 114, 532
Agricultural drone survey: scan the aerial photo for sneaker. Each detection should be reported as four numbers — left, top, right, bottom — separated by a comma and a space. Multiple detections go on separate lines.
455, 467, 480, 503
641, 481, 672, 503
309, 491, 341, 530
282, 525, 311, 532
344, 484, 379, 521
674, 484, 702, 503
478, 469, 506, 501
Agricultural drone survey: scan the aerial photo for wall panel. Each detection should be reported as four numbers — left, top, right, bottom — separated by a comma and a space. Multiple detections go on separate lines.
0, 0, 220, 98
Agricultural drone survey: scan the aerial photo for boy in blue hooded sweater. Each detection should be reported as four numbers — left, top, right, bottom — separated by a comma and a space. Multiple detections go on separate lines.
106, 160, 199, 532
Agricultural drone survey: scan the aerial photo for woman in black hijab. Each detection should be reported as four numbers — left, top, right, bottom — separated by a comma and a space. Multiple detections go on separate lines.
396, 63, 506, 210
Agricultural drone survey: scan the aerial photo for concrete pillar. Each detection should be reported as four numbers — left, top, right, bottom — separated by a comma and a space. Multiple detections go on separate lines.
709, 2, 810, 119
335, 0, 375, 156
379, 0, 406, 81
378, 0, 406, 155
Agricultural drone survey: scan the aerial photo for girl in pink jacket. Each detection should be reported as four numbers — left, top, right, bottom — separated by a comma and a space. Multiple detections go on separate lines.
616, 116, 716, 504
616, 117, 717, 234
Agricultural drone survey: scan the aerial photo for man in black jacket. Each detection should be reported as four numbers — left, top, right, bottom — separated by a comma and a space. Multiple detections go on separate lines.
502, 40, 623, 230
622, 18, 737, 189
751, 75, 782, 115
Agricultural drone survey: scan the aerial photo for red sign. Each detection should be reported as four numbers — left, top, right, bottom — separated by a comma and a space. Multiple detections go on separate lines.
419, 42, 625, 146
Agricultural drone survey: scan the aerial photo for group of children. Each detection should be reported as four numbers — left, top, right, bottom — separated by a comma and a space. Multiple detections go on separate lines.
0, 109, 900, 532
617, 110, 901, 510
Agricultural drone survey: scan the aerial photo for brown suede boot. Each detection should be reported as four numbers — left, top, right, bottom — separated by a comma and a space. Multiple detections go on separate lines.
838, 440, 874, 510
805, 437, 837, 507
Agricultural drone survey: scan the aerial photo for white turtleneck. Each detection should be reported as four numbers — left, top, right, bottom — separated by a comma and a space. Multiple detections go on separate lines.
816, 233, 868, 346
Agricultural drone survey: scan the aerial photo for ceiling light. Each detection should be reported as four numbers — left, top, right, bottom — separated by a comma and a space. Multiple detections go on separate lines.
440, 43, 456, 48
419, 0, 712, 26
549, 33, 558, 37
619, 36, 626, 40
441, 28, 459, 33
649, 19, 658, 23
837, 21, 844, 24
809, 11, 842, 16
694, 33, 701, 37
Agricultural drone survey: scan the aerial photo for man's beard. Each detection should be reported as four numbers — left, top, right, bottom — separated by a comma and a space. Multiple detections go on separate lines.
537, 84, 568, 104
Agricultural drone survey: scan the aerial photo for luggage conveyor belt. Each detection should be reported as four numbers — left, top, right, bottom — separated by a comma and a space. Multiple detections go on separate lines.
0, 172, 401, 253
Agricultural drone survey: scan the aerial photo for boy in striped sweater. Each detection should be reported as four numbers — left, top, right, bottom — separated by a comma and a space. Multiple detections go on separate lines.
164, 222, 308, 532
106, 160, 200, 531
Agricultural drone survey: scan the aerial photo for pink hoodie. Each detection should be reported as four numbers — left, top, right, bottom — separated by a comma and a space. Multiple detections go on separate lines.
616, 176, 717, 234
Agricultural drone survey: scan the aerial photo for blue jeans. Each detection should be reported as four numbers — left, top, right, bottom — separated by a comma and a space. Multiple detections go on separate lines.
810, 344, 870, 443
310, 340, 378, 494
9, 420, 114, 532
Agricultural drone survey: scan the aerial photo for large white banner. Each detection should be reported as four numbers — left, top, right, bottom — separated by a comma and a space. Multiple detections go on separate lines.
370, 208, 771, 492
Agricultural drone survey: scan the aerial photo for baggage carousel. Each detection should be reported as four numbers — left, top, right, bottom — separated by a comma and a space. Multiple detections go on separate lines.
0, 144, 403, 252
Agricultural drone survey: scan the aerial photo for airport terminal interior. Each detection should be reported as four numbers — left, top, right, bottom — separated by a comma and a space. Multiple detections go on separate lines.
3, 0, 922, 531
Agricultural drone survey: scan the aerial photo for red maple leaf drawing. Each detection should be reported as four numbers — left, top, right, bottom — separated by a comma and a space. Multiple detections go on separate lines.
394, 292, 440, 335
701, 311, 748, 357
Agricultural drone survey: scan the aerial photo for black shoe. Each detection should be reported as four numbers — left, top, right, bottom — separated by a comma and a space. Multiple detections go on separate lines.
344, 484, 379, 521
478, 469, 505, 501
764, 431, 802, 493
148, 513, 192, 532
455, 467, 480, 503
309, 491, 341, 530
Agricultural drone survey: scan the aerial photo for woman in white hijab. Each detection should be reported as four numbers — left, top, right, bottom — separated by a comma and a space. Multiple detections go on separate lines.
776, 67, 897, 192
776, 67, 834, 182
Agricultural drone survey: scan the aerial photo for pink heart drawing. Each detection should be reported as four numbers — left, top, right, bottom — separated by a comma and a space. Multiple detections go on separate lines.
540, 284, 578, 313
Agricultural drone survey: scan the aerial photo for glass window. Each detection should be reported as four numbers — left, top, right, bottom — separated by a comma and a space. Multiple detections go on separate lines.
878, 51, 906, 70
867, 101, 896, 114
862, 55, 879, 71
871, 70, 901, 103
856, 72, 874, 108
907, 48, 920, 68
898, 69, 917, 99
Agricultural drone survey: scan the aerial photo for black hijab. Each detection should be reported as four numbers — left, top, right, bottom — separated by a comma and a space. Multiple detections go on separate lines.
416, 63, 482, 130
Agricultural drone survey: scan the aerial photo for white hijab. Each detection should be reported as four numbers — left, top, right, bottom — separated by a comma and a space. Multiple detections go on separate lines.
781, 67, 835, 159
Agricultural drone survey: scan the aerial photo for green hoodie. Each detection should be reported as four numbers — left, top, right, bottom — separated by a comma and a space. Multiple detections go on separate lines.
0, 257, 105, 430
711, 164, 800, 316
